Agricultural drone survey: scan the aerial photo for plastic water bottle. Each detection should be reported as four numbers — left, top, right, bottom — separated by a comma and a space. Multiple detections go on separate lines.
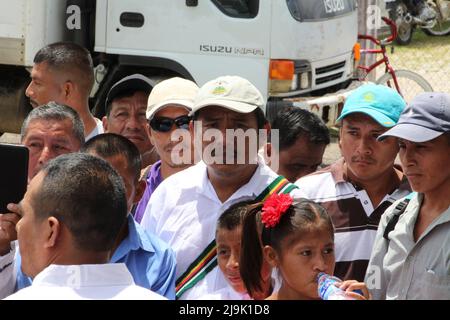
317, 272, 356, 300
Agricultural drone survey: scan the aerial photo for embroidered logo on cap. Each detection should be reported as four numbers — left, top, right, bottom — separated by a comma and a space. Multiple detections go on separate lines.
212, 85, 227, 95
363, 92, 375, 102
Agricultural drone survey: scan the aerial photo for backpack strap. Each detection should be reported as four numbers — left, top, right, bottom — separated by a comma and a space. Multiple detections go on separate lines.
383, 192, 416, 241
174, 175, 297, 299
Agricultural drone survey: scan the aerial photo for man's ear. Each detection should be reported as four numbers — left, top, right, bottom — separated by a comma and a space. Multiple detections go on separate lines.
44, 217, 61, 249
133, 180, 146, 204
147, 125, 156, 146
63, 81, 75, 100
265, 142, 272, 159
189, 120, 195, 137
102, 116, 109, 132
263, 245, 279, 268
144, 122, 151, 142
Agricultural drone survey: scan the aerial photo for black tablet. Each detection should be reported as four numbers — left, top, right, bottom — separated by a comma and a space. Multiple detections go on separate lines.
0, 143, 28, 212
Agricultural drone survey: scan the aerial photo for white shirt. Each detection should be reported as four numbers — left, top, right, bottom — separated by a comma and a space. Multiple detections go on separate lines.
4, 263, 166, 300
0, 241, 17, 299
85, 117, 104, 141
141, 158, 302, 300
197, 286, 252, 300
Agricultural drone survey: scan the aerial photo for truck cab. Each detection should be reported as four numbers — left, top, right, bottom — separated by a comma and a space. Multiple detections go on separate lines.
0, 0, 358, 133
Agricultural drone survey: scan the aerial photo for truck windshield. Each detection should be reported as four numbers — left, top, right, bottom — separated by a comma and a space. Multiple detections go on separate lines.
286, 0, 356, 21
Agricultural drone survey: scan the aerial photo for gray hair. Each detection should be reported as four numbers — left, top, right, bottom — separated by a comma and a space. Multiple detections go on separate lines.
21, 102, 85, 145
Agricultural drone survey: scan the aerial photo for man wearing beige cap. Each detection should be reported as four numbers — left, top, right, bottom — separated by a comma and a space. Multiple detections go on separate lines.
141, 75, 302, 299
133, 77, 198, 223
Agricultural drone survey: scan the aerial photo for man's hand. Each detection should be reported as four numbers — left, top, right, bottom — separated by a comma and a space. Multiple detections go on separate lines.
0, 204, 20, 256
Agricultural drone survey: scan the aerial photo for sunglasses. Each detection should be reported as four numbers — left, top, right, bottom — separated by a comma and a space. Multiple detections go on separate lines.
149, 115, 191, 132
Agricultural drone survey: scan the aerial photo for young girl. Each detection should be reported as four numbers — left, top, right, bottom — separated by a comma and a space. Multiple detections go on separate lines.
240, 194, 369, 300
199, 200, 272, 300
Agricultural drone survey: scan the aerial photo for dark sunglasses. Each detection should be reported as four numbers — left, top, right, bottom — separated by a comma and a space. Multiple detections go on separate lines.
149, 115, 191, 132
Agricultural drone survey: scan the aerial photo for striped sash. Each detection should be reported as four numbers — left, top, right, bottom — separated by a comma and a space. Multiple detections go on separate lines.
175, 175, 298, 299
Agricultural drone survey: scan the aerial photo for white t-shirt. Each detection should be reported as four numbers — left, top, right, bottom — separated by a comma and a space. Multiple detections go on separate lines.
85, 117, 104, 141
4, 263, 166, 300
141, 158, 301, 300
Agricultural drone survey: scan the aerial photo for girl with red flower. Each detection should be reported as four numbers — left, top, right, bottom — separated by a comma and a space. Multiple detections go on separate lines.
240, 194, 370, 300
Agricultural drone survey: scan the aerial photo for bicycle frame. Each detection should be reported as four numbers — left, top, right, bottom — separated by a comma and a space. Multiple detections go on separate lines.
356, 17, 403, 96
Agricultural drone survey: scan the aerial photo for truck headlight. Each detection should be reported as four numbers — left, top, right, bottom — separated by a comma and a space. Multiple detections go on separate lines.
269, 60, 294, 93
300, 72, 310, 89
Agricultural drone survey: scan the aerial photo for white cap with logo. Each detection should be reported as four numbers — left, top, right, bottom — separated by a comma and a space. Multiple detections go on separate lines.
146, 77, 199, 121
191, 75, 265, 115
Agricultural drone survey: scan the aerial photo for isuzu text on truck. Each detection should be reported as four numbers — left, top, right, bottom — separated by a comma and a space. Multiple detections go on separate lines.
0, 0, 358, 133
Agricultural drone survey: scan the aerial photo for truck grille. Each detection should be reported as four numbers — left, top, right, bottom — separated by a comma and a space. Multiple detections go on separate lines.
316, 61, 346, 75
315, 61, 346, 85
316, 72, 344, 85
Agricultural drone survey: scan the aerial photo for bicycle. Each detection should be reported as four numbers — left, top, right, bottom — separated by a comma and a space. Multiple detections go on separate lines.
355, 16, 433, 102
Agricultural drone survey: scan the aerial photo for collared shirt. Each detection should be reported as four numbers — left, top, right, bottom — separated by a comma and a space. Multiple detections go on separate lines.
5, 263, 166, 300
365, 193, 450, 300
111, 214, 176, 299
141, 158, 302, 300
134, 160, 162, 223
13, 215, 177, 299
295, 158, 411, 281
85, 118, 104, 141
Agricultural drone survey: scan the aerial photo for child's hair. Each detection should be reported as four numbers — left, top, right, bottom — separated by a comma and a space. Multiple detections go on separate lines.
240, 197, 334, 298
217, 200, 258, 232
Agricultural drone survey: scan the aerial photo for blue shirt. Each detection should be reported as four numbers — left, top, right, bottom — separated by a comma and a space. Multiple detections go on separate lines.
16, 215, 177, 299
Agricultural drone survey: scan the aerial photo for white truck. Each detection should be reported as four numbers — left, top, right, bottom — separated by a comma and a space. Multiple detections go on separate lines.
0, 0, 359, 133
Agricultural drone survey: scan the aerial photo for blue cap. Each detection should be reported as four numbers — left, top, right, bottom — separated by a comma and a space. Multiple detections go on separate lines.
378, 92, 450, 142
337, 84, 406, 127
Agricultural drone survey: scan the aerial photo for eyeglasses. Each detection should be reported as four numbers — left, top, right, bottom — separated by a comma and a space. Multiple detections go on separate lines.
149, 115, 191, 132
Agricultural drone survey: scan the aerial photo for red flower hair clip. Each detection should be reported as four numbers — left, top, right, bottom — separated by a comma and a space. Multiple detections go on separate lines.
261, 193, 293, 228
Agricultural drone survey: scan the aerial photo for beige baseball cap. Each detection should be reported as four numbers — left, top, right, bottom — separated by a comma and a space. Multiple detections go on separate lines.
146, 77, 199, 120
191, 75, 265, 115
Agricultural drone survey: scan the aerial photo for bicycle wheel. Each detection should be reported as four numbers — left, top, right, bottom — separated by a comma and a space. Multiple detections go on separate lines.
376, 70, 433, 103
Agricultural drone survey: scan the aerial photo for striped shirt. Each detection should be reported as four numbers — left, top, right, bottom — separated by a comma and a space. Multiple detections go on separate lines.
295, 158, 411, 282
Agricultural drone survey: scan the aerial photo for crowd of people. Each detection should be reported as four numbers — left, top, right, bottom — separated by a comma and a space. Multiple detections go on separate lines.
0, 41, 448, 300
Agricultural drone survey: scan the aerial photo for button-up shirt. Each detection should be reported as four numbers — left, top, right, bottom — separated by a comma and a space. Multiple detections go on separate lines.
5, 264, 166, 300
2, 215, 177, 300
365, 193, 450, 300
141, 158, 302, 300
295, 158, 411, 281
111, 214, 176, 299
